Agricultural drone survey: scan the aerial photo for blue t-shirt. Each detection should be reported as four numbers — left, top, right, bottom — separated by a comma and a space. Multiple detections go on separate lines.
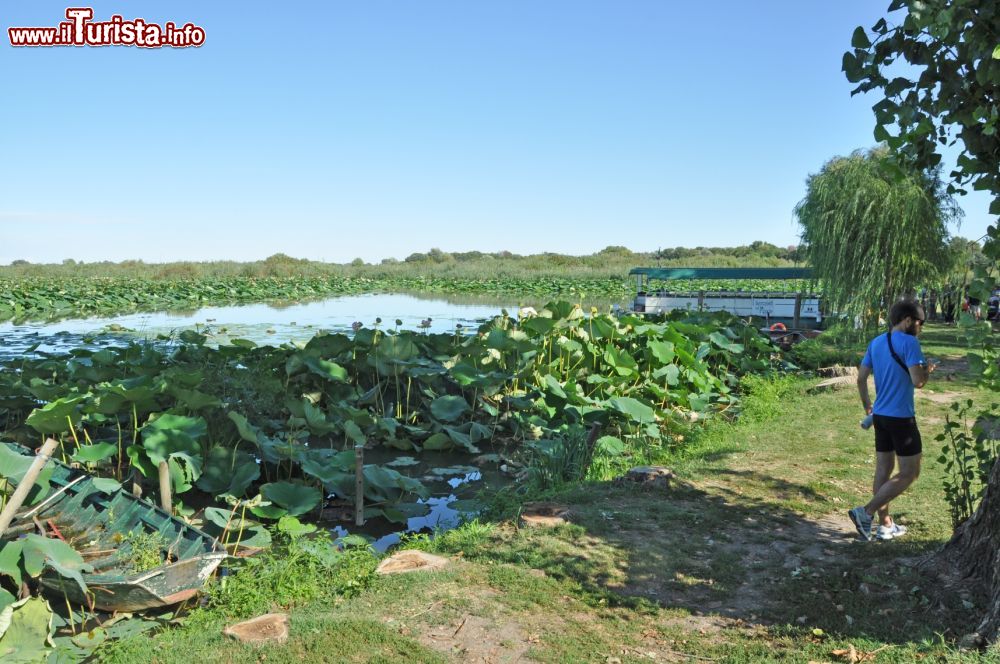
861, 331, 926, 418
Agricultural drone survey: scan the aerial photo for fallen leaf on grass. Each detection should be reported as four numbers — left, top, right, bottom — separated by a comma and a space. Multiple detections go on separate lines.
832, 645, 861, 663
831, 644, 889, 662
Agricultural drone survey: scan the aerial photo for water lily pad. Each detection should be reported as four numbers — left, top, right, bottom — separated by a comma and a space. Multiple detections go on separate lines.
0, 597, 53, 663
25, 396, 84, 435
422, 433, 453, 451
429, 395, 469, 422
71, 442, 117, 464
260, 481, 322, 517
70, 627, 107, 649
607, 396, 656, 424
0, 446, 54, 505
197, 448, 260, 497
427, 465, 478, 477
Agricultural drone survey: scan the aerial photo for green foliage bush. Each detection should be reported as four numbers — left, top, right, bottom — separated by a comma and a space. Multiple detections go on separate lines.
205, 533, 378, 619
935, 400, 1000, 528
736, 374, 801, 424
789, 338, 863, 371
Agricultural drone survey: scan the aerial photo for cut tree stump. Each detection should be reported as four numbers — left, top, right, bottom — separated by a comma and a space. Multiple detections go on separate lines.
376, 550, 450, 575
519, 503, 572, 528
808, 376, 857, 394
616, 466, 674, 490
223, 613, 289, 645
816, 366, 858, 378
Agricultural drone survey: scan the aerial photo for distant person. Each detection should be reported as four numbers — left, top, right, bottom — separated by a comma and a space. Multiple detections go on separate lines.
968, 295, 982, 321
942, 293, 955, 323
850, 299, 933, 541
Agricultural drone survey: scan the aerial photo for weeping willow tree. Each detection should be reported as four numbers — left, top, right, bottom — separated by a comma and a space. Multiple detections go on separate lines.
795, 146, 960, 327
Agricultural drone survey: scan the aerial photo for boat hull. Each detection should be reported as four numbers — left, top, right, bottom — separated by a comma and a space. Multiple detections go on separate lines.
1, 443, 227, 612
632, 293, 823, 328
40, 551, 228, 612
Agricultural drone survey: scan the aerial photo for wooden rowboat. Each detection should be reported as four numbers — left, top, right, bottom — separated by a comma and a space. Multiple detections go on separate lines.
0, 442, 227, 612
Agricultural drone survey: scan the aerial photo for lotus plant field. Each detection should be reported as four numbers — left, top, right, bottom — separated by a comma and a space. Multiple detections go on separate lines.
0, 276, 817, 322
0, 303, 778, 541
0, 277, 629, 322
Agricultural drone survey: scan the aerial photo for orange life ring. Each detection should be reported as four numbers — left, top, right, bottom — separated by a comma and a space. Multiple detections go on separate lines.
769, 322, 787, 331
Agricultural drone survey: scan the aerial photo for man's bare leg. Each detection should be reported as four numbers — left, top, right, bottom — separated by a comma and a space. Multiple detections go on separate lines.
872, 451, 896, 526
864, 454, 921, 517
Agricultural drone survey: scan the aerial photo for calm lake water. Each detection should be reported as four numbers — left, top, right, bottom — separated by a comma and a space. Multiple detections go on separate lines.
0, 292, 534, 361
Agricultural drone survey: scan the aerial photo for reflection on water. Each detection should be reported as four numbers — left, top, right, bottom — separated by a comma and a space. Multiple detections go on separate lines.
0, 293, 525, 361
330, 470, 486, 551
0, 292, 627, 362
332, 495, 464, 552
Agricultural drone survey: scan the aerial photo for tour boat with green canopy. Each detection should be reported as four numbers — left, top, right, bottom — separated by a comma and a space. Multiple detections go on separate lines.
628, 267, 823, 329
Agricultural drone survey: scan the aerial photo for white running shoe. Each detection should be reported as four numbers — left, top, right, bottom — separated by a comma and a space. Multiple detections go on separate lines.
876, 523, 907, 541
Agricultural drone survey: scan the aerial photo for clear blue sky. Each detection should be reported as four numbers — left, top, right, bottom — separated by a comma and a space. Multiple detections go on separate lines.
0, 1, 992, 264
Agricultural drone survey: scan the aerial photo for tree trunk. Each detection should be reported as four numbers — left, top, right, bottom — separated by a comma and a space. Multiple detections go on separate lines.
922, 457, 1000, 647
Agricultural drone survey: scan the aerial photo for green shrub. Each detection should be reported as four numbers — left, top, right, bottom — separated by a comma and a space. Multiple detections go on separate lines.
935, 401, 1000, 527
206, 532, 378, 619
737, 374, 802, 424
789, 338, 863, 370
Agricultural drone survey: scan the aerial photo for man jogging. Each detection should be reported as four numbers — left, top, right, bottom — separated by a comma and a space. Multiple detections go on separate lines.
850, 299, 932, 541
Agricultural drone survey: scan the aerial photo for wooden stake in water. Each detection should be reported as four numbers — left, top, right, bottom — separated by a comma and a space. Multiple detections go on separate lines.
354, 443, 365, 527
0, 438, 59, 537
158, 461, 172, 514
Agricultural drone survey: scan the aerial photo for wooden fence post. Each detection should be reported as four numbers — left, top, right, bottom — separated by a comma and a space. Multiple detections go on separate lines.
354, 444, 365, 527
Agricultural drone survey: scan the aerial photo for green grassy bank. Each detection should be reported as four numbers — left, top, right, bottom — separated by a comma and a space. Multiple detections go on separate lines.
96, 325, 998, 663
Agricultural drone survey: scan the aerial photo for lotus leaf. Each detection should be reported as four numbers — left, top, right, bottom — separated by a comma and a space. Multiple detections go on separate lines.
422, 433, 452, 451
228, 411, 264, 445
202, 506, 272, 549
71, 442, 117, 464
276, 515, 317, 537
594, 436, 625, 455
430, 395, 469, 422
363, 465, 429, 502
0, 446, 54, 505
302, 401, 338, 435
607, 396, 657, 424
377, 501, 432, 524
197, 448, 260, 497
343, 420, 366, 446
25, 396, 84, 434
304, 357, 349, 383
0, 598, 53, 663
167, 387, 221, 410
260, 481, 322, 516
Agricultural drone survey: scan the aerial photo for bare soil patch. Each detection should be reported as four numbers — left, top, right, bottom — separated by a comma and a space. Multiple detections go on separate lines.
917, 390, 965, 404
419, 615, 531, 663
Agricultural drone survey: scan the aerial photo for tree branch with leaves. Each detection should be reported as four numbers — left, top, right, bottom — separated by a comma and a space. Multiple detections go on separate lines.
845, 0, 1000, 647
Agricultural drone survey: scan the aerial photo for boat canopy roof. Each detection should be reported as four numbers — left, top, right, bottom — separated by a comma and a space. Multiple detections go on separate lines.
628, 267, 813, 280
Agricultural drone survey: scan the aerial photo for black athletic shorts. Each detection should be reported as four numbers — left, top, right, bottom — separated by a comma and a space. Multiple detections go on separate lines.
873, 415, 922, 456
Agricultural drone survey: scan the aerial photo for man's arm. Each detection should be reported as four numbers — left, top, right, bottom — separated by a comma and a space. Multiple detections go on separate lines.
906, 338, 931, 388
909, 363, 930, 388
857, 364, 873, 413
